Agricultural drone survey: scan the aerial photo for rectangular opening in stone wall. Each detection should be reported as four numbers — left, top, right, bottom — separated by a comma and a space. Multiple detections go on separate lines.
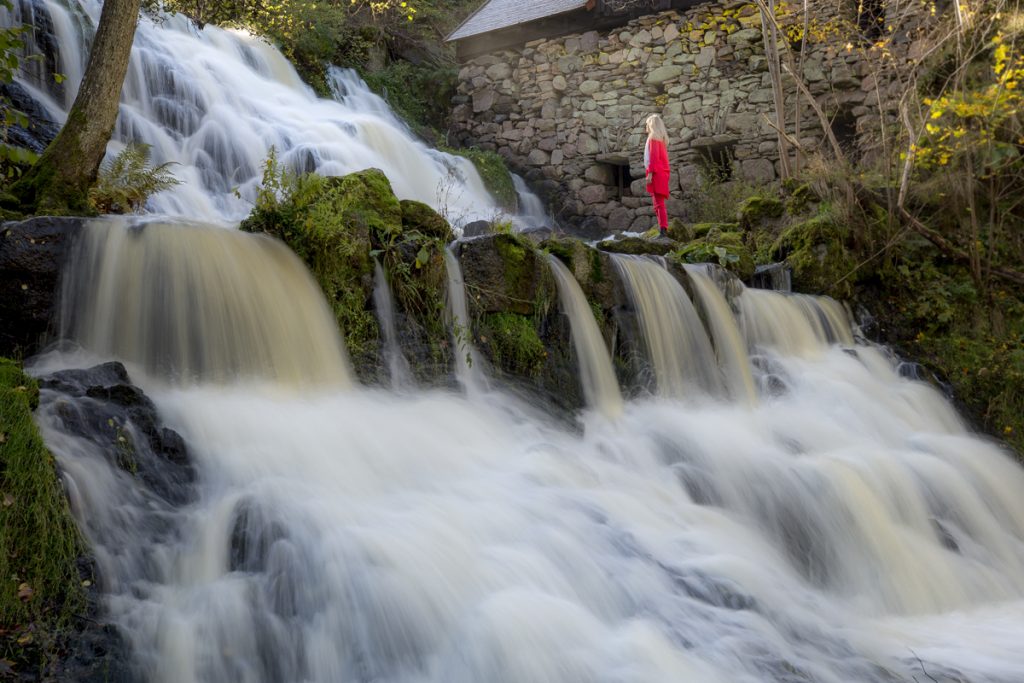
830, 106, 860, 159
855, 0, 885, 41
694, 141, 736, 183
596, 154, 634, 199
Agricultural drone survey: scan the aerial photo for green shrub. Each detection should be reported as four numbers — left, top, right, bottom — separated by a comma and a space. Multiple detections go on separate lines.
480, 312, 546, 377
0, 359, 83, 642
88, 143, 180, 214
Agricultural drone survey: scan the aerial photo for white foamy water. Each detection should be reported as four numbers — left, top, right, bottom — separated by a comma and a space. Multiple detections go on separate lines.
30, 223, 1024, 683
5, 0, 533, 226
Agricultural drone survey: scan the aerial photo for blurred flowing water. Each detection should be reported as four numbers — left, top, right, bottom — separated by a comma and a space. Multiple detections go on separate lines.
26, 221, 1024, 683
2, 0, 538, 225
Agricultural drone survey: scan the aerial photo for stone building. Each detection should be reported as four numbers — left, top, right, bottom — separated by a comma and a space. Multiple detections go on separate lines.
447, 0, 922, 235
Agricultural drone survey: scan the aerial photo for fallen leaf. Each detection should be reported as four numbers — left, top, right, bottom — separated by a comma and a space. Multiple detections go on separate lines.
16, 583, 32, 602
15, 633, 31, 646
2, 494, 13, 508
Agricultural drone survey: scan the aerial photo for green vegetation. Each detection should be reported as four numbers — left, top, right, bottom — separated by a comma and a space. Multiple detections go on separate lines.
241, 152, 458, 382
88, 143, 180, 214
479, 312, 546, 378
0, 358, 83, 667
240, 150, 383, 371
674, 227, 755, 280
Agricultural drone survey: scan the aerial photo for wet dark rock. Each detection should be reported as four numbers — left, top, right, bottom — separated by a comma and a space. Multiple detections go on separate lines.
0, 82, 61, 153
461, 219, 492, 237
0, 216, 85, 357
519, 225, 553, 242
40, 361, 196, 506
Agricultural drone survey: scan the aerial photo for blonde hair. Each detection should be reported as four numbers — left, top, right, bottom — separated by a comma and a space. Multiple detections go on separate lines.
645, 114, 668, 144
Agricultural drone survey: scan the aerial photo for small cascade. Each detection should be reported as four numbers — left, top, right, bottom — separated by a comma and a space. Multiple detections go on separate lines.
737, 287, 854, 356
443, 247, 486, 393
683, 264, 757, 404
3, 0, 545, 225
752, 262, 792, 292
547, 255, 623, 418
512, 175, 549, 229
59, 217, 353, 386
373, 261, 413, 390
611, 254, 721, 397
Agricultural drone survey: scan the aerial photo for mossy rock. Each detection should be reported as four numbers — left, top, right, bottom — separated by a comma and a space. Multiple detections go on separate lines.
772, 207, 855, 298
738, 194, 784, 229
479, 312, 547, 378
0, 359, 83, 635
675, 229, 755, 280
597, 236, 674, 256
240, 168, 404, 373
666, 218, 693, 242
400, 199, 453, 242
458, 233, 542, 316
688, 222, 739, 240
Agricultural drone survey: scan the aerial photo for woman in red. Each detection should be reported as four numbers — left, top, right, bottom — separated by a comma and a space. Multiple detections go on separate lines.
644, 114, 671, 237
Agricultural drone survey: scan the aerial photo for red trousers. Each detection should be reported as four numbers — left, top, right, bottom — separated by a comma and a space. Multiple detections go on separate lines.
651, 193, 668, 230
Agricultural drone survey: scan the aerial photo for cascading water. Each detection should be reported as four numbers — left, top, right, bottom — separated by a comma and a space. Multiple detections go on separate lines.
27, 221, 1024, 683
683, 264, 757, 404
443, 247, 486, 394
58, 216, 352, 386
373, 260, 413, 390
611, 254, 722, 397
547, 254, 623, 419
3, 0, 536, 225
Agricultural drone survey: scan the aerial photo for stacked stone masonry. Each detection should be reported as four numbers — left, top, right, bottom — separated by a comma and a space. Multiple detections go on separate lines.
451, 0, 930, 234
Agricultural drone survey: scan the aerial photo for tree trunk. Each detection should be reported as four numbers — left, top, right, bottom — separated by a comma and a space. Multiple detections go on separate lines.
12, 0, 142, 215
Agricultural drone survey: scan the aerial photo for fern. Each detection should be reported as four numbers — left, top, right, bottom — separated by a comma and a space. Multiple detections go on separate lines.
88, 143, 181, 214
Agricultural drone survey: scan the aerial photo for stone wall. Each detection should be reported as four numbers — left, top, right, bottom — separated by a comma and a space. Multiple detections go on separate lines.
450, 0, 927, 235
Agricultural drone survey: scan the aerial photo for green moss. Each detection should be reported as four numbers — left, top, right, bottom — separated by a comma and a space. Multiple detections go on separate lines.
479, 312, 547, 377
400, 200, 453, 242
738, 194, 784, 229
448, 147, 517, 211
666, 218, 693, 242
0, 359, 83, 637
492, 233, 538, 313
674, 229, 755, 280
772, 205, 855, 298
597, 236, 674, 256
241, 163, 405, 371
689, 222, 739, 239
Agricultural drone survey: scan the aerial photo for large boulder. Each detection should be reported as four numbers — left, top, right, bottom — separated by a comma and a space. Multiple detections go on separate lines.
0, 216, 84, 357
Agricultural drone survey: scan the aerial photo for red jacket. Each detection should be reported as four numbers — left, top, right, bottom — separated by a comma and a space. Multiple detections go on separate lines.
645, 138, 671, 197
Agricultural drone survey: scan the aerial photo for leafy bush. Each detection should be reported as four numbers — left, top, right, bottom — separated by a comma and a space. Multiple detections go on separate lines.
88, 144, 180, 214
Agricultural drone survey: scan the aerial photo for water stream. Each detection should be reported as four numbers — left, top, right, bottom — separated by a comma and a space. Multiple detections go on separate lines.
2, 0, 540, 226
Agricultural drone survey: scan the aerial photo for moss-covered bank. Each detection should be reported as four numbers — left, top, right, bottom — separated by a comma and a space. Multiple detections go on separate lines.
0, 358, 84, 673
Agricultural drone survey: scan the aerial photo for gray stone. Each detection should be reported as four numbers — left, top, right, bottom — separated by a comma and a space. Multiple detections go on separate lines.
584, 164, 615, 185
580, 80, 602, 95
550, 149, 564, 165
682, 96, 702, 114
727, 28, 761, 45
695, 46, 716, 68
472, 89, 496, 113
677, 163, 701, 190
580, 31, 600, 53
663, 23, 680, 43
553, 75, 567, 91
581, 111, 608, 127
485, 63, 512, 81
579, 185, 608, 204
528, 149, 551, 165
645, 64, 684, 85
608, 207, 635, 231
740, 158, 776, 183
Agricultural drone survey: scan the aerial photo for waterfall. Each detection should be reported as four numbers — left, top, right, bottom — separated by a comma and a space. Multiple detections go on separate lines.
373, 260, 414, 390
27, 222, 1024, 683
3, 0, 540, 226
58, 217, 352, 386
443, 247, 485, 394
611, 254, 721, 397
738, 287, 855, 357
683, 264, 757, 404
547, 254, 623, 419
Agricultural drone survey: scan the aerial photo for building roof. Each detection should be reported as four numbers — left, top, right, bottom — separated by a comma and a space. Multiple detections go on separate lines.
447, 0, 589, 42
